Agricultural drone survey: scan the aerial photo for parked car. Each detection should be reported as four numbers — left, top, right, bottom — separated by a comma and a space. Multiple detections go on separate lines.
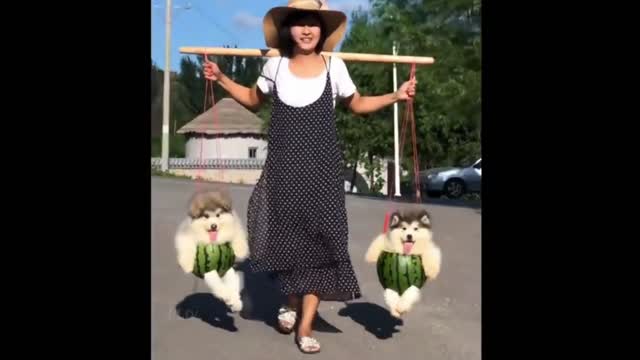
419, 158, 481, 199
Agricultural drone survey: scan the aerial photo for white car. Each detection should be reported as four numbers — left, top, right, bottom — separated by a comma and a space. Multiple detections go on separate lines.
420, 158, 481, 199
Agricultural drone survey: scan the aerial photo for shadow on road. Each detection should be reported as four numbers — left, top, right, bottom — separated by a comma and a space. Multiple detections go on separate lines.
237, 261, 342, 333
175, 293, 238, 332
338, 302, 403, 339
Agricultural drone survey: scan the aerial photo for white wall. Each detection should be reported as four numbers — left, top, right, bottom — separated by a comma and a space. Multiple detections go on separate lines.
169, 168, 263, 185
185, 136, 268, 159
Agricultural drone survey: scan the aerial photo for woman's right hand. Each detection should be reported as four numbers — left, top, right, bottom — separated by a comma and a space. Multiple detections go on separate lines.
203, 58, 223, 81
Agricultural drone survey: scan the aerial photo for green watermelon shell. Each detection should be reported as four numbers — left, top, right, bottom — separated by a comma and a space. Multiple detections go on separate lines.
192, 242, 236, 279
376, 251, 427, 295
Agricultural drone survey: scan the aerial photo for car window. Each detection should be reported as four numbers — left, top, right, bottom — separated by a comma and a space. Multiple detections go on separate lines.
473, 160, 481, 169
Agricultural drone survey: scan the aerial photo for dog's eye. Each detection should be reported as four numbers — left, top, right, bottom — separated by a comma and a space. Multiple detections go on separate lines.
402, 227, 406, 231
414, 228, 418, 231
203, 214, 209, 219
216, 213, 220, 218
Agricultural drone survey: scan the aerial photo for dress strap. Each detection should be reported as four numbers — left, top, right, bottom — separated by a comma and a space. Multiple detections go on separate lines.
274, 57, 284, 82
321, 55, 332, 73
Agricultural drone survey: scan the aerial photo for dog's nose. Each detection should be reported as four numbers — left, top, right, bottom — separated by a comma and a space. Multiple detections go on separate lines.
406, 234, 413, 241
210, 224, 217, 231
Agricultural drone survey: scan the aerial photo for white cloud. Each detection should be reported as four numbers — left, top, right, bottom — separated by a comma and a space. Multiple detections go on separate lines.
233, 12, 262, 29
329, 0, 370, 14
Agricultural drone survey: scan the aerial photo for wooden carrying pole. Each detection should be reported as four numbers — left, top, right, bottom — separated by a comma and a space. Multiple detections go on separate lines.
179, 47, 435, 65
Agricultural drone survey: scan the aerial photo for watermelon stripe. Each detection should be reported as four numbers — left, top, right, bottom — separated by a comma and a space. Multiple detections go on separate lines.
212, 244, 221, 273
219, 246, 227, 274
197, 245, 206, 277
205, 244, 213, 274
398, 255, 410, 294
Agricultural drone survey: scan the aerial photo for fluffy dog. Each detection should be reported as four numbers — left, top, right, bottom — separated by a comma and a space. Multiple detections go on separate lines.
174, 188, 249, 312
365, 208, 442, 318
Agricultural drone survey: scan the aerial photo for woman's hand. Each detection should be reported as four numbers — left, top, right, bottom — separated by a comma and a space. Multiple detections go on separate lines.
203, 58, 223, 81
395, 78, 417, 101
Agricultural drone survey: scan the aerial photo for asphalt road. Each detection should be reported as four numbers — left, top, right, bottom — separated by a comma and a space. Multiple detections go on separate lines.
152, 177, 481, 360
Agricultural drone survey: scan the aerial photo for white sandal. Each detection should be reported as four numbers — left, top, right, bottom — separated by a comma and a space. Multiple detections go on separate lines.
296, 336, 321, 354
277, 306, 297, 334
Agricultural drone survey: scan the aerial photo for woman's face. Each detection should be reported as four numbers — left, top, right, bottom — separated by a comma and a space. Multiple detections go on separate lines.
289, 14, 322, 53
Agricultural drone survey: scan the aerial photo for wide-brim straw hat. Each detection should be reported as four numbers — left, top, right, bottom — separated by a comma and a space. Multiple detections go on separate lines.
263, 0, 347, 52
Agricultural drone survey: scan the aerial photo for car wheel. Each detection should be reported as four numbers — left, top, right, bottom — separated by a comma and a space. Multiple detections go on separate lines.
444, 179, 466, 199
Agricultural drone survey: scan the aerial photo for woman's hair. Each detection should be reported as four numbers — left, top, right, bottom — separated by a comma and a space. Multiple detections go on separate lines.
278, 10, 327, 58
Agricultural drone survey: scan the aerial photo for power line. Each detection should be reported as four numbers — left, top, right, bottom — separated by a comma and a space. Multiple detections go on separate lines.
190, 3, 239, 45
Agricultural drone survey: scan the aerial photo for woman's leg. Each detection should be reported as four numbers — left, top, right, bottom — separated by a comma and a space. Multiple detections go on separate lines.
296, 293, 321, 353
298, 293, 319, 337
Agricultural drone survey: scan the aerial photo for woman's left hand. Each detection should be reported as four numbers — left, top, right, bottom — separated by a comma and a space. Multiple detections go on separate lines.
395, 78, 417, 101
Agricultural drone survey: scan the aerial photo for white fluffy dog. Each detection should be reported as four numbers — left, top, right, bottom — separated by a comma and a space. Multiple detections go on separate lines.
365, 209, 442, 318
174, 189, 249, 312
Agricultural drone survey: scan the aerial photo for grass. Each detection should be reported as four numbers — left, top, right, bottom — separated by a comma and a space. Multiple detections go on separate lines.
151, 167, 193, 180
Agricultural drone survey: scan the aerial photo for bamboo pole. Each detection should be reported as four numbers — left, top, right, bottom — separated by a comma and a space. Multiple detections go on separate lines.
179, 46, 435, 65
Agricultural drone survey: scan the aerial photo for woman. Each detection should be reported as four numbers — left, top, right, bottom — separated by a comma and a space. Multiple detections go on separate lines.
203, 0, 416, 354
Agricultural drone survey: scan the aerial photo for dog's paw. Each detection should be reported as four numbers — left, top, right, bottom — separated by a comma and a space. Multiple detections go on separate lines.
396, 301, 411, 314
365, 251, 380, 264
178, 256, 194, 273
423, 262, 441, 279
397, 286, 421, 314
422, 246, 442, 279
390, 308, 402, 318
227, 298, 243, 313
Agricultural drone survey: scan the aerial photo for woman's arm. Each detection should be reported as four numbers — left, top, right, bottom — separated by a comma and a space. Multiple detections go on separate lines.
344, 78, 417, 115
216, 75, 265, 111
203, 59, 265, 111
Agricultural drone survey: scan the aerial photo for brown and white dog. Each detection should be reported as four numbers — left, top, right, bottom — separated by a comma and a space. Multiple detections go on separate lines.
365, 209, 442, 317
174, 188, 249, 312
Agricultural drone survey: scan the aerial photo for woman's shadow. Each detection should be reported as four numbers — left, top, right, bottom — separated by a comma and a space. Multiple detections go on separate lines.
338, 302, 403, 339
176, 262, 341, 333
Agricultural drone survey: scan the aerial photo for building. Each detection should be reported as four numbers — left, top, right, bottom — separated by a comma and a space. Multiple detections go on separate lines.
153, 97, 390, 194
177, 97, 267, 160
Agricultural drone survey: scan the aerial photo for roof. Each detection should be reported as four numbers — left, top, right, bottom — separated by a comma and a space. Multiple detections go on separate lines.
177, 97, 264, 135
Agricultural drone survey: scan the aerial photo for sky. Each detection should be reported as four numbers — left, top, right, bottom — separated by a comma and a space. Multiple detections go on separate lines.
151, 0, 371, 72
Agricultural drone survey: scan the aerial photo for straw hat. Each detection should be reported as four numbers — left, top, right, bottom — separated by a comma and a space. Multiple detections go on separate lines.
263, 0, 347, 52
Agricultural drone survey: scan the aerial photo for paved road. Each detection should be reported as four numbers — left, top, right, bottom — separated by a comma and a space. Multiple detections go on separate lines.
152, 177, 481, 360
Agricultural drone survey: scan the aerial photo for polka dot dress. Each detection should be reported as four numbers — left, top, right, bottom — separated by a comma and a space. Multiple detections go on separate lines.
247, 58, 361, 301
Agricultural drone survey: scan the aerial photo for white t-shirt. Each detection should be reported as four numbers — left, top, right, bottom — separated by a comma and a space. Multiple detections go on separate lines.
256, 56, 357, 108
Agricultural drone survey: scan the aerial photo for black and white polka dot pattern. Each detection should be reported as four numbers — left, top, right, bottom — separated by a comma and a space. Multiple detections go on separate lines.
247, 57, 361, 301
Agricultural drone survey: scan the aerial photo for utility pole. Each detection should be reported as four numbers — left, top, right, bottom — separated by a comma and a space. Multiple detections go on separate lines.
161, 0, 172, 171
392, 42, 401, 197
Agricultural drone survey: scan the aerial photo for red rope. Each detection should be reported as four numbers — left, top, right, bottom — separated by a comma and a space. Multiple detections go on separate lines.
398, 64, 420, 202
197, 53, 225, 191
384, 62, 420, 232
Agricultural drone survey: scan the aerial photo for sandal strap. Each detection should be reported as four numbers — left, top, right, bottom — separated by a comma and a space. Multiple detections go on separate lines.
278, 306, 297, 323
298, 336, 320, 351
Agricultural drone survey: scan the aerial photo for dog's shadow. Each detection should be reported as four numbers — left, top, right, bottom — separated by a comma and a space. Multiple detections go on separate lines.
176, 293, 238, 332
238, 262, 342, 333
338, 302, 403, 339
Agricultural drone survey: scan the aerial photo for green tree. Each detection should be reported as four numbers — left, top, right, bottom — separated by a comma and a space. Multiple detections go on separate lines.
337, 0, 481, 185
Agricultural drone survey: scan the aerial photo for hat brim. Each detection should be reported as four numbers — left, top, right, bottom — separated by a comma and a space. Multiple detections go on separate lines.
263, 7, 347, 52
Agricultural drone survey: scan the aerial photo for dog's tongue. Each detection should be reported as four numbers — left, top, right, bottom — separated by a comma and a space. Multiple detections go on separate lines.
403, 242, 414, 255
209, 231, 218, 243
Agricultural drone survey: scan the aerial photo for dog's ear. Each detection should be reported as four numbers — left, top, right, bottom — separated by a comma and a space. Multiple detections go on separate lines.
188, 193, 205, 219
419, 210, 431, 228
389, 211, 401, 228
